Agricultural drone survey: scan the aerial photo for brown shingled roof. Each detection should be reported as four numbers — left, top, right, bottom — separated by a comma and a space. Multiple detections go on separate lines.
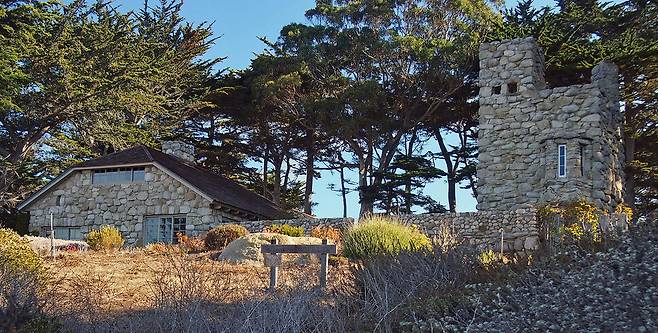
21, 145, 289, 219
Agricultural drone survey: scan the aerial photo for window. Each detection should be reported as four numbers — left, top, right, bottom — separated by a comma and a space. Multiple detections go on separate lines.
53, 227, 82, 240
558, 144, 567, 177
93, 167, 146, 184
579, 144, 585, 177
144, 216, 187, 245
56, 195, 62, 206
507, 82, 518, 94
492, 85, 501, 95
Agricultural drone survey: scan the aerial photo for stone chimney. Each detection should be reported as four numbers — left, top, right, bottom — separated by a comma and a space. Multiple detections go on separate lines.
161, 141, 195, 163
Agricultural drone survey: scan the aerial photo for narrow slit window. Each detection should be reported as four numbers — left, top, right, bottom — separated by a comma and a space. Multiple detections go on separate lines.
558, 144, 567, 177
579, 145, 585, 177
508, 82, 518, 94
492, 86, 501, 95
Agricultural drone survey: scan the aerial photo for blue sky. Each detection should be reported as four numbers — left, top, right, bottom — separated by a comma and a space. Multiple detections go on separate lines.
116, 0, 564, 217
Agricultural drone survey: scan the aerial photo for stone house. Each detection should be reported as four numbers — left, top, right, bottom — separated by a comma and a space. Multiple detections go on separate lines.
476, 37, 625, 212
18, 141, 289, 245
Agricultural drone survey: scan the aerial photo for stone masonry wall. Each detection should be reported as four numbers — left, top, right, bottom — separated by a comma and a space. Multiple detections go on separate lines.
237, 211, 538, 253
477, 37, 624, 213
27, 166, 245, 245
399, 209, 539, 252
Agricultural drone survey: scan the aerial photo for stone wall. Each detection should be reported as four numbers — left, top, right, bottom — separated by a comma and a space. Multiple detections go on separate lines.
398, 209, 539, 252
26, 166, 245, 245
477, 37, 624, 213
218, 217, 355, 234
234, 211, 539, 252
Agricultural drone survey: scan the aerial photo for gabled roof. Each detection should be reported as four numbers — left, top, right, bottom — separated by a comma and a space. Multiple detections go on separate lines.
18, 145, 289, 219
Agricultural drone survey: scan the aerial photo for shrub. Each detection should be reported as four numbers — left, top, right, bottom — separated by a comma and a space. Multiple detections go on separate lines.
538, 199, 610, 252
310, 226, 342, 244
264, 224, 304, 237
0, 229, 47, 332
204, 224, 249, 251
85, 225, 124, 251
0, 228, 43, 274
144, 243, 185, 255
176, 233, 206, 253
343, 215, 431, 259
479, 249, 504, 268
338, 246, 480, 331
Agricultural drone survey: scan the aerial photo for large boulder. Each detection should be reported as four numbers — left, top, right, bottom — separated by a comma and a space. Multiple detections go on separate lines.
27, 236, 89, 256
216, 232, 329, 266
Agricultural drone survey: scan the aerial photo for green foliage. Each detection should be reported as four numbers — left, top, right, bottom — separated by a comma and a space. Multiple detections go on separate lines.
615, 203, 634, 221
478, 249, 503, 267
343, 215, 431, 259
0, 0, 220, 213
0, 228, 43, 274
204, 224, 249, 250
85, 225, 124, 251
265, 224, 305, 237
374, 152, 447, 214
538, 199, 608, 251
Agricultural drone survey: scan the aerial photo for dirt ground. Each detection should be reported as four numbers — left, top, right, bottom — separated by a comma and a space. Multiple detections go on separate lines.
43, 249, 349, 312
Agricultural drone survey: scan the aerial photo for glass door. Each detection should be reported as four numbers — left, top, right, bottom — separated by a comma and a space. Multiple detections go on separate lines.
143, 216, 187, 245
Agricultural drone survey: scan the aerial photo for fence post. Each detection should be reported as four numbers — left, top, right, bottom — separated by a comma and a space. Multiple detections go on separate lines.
319, 238, 329, 288
268, 238, 278, 291
50, 213, 56, 258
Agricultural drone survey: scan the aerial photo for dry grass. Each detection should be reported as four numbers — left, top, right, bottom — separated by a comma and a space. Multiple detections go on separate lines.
43, 249, 347, 313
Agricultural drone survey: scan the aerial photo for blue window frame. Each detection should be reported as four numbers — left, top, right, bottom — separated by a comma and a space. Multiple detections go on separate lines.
144, 216, 187, 245
558, 145, 567, 177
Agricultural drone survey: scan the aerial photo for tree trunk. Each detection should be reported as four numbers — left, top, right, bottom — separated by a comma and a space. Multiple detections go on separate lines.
404, 131, 418, 214
7, 125, 52, 164
358, 156, 373, 217
436, 130, 457, 212
262, 146, 269, 196
273, 158, 282, 206
340, 166, 347, 218
303, 130, 315, 214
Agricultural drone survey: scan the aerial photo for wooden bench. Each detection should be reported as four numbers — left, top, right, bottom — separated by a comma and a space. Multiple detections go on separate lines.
261, 238, 337, 290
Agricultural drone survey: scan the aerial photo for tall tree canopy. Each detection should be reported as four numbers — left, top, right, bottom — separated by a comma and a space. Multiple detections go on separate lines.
2, 0, 655, 223
0, 0, 219, 215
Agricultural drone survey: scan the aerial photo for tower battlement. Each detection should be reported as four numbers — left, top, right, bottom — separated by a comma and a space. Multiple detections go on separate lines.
476, 38, 624, 212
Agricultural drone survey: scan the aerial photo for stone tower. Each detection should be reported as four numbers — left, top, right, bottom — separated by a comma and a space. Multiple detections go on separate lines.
476, 37, 624, 212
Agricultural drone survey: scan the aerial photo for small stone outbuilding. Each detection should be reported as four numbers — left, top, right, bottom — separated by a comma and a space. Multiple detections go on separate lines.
18, 141, 289, 245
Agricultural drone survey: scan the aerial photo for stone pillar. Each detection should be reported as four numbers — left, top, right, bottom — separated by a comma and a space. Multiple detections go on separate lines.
592, 61, 620, 106
161, 141, 195, 163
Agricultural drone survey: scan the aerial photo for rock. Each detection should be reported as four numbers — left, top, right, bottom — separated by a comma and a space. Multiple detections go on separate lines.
27, 236, 89, 256
524, 236, 539, 250
215, 233, 331, 266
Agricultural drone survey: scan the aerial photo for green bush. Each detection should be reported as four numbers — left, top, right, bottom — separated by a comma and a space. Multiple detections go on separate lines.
343, 215, 432, 259
0, 228, 43, 273
1, 229, 49, 332
265, 224, 304, 237
85, 225, 124, 251
204, 224, 249, 250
